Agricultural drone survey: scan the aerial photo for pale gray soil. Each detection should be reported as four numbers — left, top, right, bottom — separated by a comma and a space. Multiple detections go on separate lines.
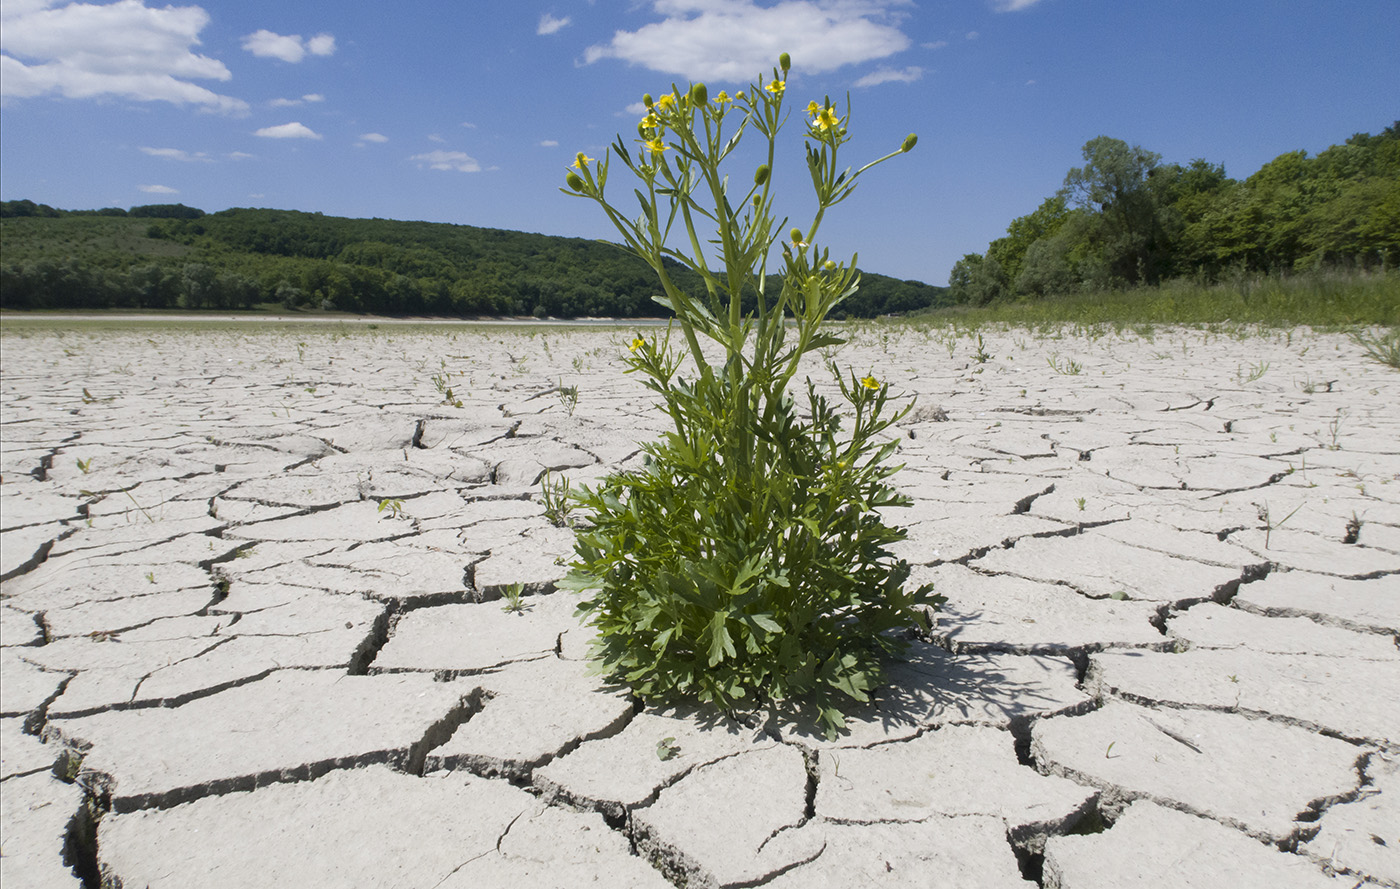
2, 321, 1396, 888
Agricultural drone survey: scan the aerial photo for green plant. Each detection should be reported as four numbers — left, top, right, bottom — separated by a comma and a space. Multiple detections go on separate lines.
377, 498, 405, 520
556, 379, 579, 417
539, 471, 572, 527
1237, 359, 1269, 384
75, 457, 92, 474
1256, 501, 1302, 549
560, 57, 939, 738
1352, 328, 1399, 369
972, 333, 993, 363
501, 582, 529, 614
656, 736, 680, 761
1047, 354, 1082, 375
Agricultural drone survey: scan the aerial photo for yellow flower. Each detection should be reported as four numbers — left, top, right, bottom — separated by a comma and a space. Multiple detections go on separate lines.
807, 100, 820, 115
715, 90, 732, 104
814, 107, 840, 131
572, 152, 594, 169
656, 93, 677, 111
629, 336, 645, 353
646, 138, 667, 155
765, 80, 785, 96
860, 375, 880, 390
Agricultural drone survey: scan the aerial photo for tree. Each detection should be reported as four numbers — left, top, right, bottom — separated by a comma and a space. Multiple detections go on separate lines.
1062, 136, 1167, 284
987, 195, 1070, 287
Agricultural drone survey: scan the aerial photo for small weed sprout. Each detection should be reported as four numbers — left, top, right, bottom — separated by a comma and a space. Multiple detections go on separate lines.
377, 498, 405, 520
656, 736, 680, 761
1324, 409, 1346, 450
501, 582, 529, 614
1256, 501, 1303, 549
556, 379, 580, 416
1237, 360, 1269, 384
1047, 354, 1082, 375
75, 457, 92, 474
539, 471, 572, 527
1351, 328, 1400, 369
972, 333, 993, 364
1075, 497, 1087, 511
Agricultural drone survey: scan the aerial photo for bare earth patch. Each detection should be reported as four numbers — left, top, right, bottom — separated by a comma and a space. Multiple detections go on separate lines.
2, 321, 1396, 888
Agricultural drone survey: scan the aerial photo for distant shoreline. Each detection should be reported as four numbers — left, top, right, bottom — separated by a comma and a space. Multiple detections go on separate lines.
0, 312, 667, 327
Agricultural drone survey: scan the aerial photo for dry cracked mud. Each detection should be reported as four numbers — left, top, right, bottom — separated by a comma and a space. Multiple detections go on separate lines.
1, 319, 1397, 888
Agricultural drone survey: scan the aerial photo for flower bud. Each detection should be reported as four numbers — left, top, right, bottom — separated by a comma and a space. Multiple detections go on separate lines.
565, 172, 586, 192
643, 93, 654, 108
901, 133, 918, 153
779, 52, 791, 72
754, 164, 770, 186
790, 227, 804, 244
689, 82, 708, 105
824, 260, 837, 270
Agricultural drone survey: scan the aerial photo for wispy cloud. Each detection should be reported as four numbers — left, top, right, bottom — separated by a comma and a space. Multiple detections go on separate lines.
923, 39, 948, 50
583, 0, 913, 81
270, 93, 325, 108
140, 146, 212, 162
139, 184, 179, 194
358, 132, 389, 143
242, 29, 336, 63
538, 13, 571, 35
990, 0, 1043, 11
853, 65, 922, 87
539, 139, 560, 147
410, 150, 482, 172
0, 0, 247, 114
255, 121, 322, 139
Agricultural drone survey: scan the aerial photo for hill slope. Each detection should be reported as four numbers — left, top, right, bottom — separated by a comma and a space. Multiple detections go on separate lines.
0, 204, 948, 318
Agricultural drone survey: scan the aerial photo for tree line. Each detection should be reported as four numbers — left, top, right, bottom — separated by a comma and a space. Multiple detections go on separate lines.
948, 122, 1399, 305
0, 203, 947, 318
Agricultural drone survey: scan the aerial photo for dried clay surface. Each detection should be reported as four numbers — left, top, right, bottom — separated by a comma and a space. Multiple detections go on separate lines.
1, 319, 1396, 889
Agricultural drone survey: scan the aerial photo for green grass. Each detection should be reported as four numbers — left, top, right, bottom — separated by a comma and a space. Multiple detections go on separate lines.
907, 269, 1399, 330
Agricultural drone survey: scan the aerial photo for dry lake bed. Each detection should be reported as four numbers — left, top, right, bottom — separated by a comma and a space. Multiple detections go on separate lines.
1, 318, 1397, 888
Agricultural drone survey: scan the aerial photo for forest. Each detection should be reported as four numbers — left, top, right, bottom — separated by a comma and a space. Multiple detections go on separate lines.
0, 203, 945, 319
946, 123, 1399, 305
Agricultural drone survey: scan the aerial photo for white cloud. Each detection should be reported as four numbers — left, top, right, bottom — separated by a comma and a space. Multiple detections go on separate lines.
410, 150, 481, 173
582, 0, 913, 82
965, 30, 979, 40
358, 132, 388, 143
990, 0, 1042, 11
0, 0, 247, 114
539, 139, 559, 147
254, 121, 322, 139
269, 92, 325, 107
305, 33, 335, 56
138, 184, 178, 194
923, 39, 948, 50
141, 146, 211, 162
241, 29, 335, 63
538, 13, 571, 35
228, 151, 255, 160
852, 65, 921, 87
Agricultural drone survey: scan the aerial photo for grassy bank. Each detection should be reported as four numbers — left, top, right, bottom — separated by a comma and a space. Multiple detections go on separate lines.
907, 270, 1399, 331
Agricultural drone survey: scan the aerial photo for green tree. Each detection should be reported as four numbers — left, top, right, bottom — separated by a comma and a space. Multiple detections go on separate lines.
1062, 136, 1168, 284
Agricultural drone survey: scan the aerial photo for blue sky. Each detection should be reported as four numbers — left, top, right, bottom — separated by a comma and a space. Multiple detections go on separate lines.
2, 1, 1396, 286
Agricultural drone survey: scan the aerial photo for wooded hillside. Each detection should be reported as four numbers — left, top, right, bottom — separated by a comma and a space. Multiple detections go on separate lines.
948, 122, 1399, 305
0, 204, 947, 318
